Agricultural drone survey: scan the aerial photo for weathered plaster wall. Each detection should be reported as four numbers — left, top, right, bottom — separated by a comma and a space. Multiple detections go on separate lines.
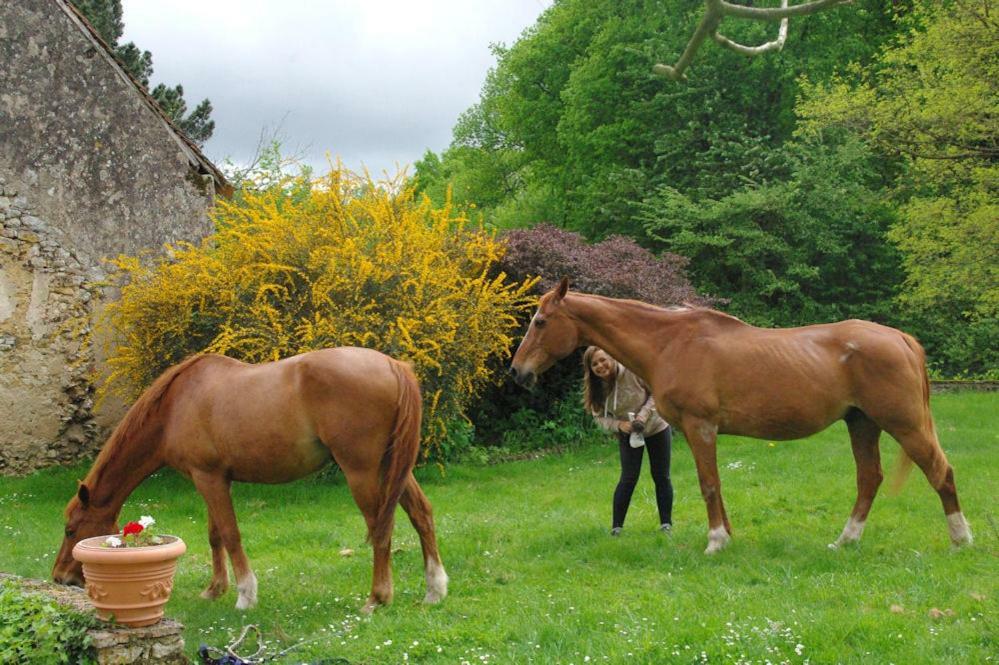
0, 0, 218, 473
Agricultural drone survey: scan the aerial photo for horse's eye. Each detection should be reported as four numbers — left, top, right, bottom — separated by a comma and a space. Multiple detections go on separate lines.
535, 318, 546, 328
65, 527, 75, 538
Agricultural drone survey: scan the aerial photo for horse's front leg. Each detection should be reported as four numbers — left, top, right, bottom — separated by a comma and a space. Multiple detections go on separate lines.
199, 512, 230, 600
681, 415, 731, 554
191, 471, 257, 610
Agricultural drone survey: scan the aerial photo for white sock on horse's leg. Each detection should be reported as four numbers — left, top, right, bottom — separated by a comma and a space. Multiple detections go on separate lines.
704, 525, 730, 554
423, 559, 449, 604
946, 512, 973, 546
829, 516, 866, 549
235, 571, 258, 610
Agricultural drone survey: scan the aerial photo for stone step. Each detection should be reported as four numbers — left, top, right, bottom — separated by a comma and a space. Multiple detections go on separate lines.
0, 572, 188, 664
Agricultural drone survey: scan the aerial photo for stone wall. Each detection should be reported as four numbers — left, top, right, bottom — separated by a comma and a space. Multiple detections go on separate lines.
0, 0, 221, 473
0, 178, 101, 472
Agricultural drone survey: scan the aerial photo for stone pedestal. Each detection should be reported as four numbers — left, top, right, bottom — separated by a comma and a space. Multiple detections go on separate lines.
0, 573, 189, 664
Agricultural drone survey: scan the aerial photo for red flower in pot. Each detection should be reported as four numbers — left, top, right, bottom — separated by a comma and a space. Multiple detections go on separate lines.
72, 515, 186, 627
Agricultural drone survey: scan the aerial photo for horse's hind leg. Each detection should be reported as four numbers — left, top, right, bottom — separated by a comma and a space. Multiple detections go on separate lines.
199, 512, 230, 599
191, 471, 258, 609
342, 467, 394, 614
890, 425, 973, 546
682, 415, 731, 554
830, 410, 882, 549
398, 473, 448, 604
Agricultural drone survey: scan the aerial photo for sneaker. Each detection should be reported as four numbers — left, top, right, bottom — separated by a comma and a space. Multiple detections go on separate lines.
610, 527, 622, 536
660, 523, 672, 535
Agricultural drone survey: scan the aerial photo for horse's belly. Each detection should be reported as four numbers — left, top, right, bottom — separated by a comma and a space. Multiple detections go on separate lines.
718, 393, 846, 440
226, 436, 331, 483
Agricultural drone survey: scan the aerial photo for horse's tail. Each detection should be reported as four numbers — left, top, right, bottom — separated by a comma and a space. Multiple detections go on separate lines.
889, 333, 938, 495
370, 359, 423, 549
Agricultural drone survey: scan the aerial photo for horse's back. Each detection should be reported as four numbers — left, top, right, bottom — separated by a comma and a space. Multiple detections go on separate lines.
159, 348, 405, 482
664, 315, 928, 439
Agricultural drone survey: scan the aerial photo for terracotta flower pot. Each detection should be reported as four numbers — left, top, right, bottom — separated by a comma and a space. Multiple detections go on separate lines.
72, 535, 186, 627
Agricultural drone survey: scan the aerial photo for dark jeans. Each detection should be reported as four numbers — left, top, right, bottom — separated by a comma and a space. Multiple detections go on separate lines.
613, 426, 673, 529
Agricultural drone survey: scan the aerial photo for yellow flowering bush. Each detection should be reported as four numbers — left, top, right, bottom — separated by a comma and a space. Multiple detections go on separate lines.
97, 168, 537, 459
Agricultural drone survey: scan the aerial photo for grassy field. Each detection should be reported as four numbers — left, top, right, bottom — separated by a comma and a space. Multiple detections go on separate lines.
1, 392, 995, 664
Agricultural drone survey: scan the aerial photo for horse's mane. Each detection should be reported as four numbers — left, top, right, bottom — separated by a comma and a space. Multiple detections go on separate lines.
81, 354, 212, 494
676, 302, 746, 327
566, 291, 746, 326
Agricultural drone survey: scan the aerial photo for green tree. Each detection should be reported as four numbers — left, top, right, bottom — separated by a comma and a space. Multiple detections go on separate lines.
72, 0, 215, 145
798, 0, 998, 375
417, 0, 908, 239
640, 136, 901, 326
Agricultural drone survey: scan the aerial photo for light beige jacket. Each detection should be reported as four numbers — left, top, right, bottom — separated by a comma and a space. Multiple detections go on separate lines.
591, 362, 669, 436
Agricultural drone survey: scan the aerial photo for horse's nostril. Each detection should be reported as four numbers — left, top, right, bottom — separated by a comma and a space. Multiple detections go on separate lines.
509, 366, 518, 378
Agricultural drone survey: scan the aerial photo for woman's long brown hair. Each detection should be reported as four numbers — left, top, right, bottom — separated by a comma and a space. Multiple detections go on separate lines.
582, 346, 614, 416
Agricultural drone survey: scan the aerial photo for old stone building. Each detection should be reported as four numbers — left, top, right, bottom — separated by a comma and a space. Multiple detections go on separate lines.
1, 0, 228, 474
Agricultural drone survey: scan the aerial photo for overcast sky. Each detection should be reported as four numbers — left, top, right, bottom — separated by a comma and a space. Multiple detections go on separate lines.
121, 1, 552, 178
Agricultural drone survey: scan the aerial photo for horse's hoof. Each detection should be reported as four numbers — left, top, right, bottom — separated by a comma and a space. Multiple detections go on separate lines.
947, 513, 973, 547
423, 590, 445, 605
234, 595, 257, 610
360, 600, 380, 615
950, 534, 974, 548
233, 572, 258, 610
704, 527, 730, 554
200, 587, 226, 600
829, 536, 860, 549
424, 564, 448, 604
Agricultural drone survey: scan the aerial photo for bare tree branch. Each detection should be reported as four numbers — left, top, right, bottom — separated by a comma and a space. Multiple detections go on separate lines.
721, 0, 852, 20
713, 1, 790, 56
654, 0, 852, 82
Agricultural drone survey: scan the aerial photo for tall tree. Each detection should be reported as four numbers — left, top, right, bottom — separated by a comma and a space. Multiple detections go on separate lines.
416, 0, 907, 238
72, 0, 215, 145
797, 0, 998, 375
654, 0, 853, 81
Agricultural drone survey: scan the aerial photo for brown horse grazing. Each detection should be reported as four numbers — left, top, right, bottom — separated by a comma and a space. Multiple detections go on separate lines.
510, 278, 973, 554
52, 347, 448, 613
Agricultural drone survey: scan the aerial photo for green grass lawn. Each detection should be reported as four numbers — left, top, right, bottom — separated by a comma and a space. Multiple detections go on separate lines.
1, 392, 996, 663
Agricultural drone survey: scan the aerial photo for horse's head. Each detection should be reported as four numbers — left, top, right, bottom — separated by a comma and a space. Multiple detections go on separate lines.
52, 482, 117, 587
510, 277, 580, 388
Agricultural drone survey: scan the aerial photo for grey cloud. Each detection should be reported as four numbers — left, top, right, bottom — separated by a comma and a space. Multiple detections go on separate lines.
121, 1, 551, 176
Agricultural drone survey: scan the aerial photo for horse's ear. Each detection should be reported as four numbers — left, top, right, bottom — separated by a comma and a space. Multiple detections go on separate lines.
555, 277, 569, 301
77, 482, 90, 507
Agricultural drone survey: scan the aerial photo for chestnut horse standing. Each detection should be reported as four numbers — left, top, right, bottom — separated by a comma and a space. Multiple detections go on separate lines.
52, 347, 448, 613
510, 279, 972, 554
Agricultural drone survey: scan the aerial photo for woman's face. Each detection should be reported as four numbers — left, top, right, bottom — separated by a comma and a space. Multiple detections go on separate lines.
590, 350, 616, 381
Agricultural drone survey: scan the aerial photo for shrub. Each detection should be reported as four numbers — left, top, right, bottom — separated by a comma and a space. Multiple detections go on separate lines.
97, 168, 536, 459
497, 223, 714, 306
0, 580, 97, 665
468, 224, 711, 446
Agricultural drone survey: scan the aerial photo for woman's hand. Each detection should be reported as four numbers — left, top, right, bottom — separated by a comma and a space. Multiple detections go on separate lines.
618, 420, 633, 434
631, 416, 646, 434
